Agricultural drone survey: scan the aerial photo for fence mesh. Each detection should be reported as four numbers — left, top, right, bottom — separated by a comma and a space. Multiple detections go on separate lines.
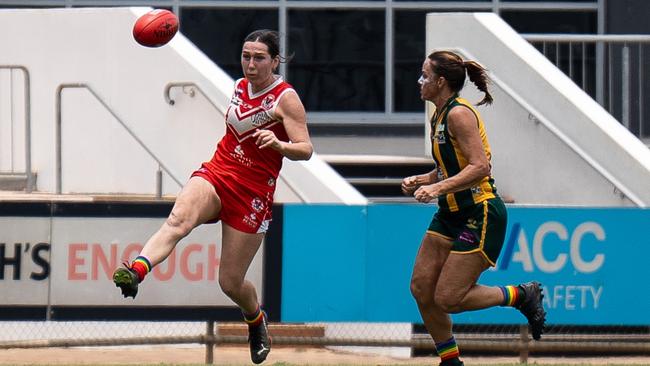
1, 321, 649, 360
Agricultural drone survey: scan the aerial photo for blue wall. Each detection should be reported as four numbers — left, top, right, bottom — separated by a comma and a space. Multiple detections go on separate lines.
281, 204, 650, 325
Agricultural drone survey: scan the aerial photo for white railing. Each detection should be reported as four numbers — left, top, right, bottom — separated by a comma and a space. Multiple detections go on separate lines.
0, 65, 34, 192
55, 83, 183, 197
523, 34, 650, 139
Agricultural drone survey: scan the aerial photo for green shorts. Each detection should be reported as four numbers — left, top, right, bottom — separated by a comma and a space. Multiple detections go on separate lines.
427, 197, 507, 266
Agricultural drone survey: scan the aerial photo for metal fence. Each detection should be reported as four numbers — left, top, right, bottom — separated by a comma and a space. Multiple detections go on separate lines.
1, 321, 649, 364
523, 34, 650, 139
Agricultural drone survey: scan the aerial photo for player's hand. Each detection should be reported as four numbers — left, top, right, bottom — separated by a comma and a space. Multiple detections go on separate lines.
254, 129, 282, 151
401, 176, 419, 196
414, 184, 440, 203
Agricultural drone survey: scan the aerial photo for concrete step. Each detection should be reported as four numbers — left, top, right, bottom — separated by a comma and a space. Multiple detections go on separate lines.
321, 154, 433, 201
0, 172, 34, 191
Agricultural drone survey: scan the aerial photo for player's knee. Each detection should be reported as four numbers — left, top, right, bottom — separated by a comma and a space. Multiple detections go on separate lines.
410, 276, 435, 306
434, 288, 462, 313
218, 275, 241, 299
164, 212, 193, 238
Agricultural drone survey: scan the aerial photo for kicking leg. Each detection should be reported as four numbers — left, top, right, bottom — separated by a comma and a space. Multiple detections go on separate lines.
113, 177, 221, 298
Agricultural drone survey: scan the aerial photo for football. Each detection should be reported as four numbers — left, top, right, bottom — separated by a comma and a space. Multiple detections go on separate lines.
133, 9, 179, 48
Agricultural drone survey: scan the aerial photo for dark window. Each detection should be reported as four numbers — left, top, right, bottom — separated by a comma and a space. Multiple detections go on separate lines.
179, 8, 278, 80
288, 10, 385, 111
394, 11, 427, 112
393, 10, 487, 112
500, 10, 597, 34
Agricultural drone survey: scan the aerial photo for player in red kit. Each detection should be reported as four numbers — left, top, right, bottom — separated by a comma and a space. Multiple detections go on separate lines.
112, 29, 313, 364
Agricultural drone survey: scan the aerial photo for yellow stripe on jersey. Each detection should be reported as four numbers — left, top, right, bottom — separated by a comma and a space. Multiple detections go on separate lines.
430, 95, 497, 212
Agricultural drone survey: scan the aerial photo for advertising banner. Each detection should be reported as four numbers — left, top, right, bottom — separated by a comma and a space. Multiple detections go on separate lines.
0, 217, 51, 305
282, 204, 650, 325
0, 203, 264, 310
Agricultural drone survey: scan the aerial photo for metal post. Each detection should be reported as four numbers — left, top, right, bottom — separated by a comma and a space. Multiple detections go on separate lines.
568, 41, 573, 80
581, 42, 587, 89
156, 167, 163, 199
278, 0, 288, 80
23, 68, 33, 193
608, 43, 613, 113
205, 321, 215, 365
10, 69, 14, 171
385, 0, 393, 114
595, 0, 605, 105
639, 44, 644, 138
622, 44, 630, 129
519, 325, 529, 364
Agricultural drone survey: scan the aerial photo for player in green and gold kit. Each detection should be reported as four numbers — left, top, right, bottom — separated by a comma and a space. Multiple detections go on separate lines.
402, 50, 546, 366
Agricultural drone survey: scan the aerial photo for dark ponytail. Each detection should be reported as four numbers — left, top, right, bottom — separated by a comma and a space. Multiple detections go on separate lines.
463, 60, 493, 106
428, 51, 493, 106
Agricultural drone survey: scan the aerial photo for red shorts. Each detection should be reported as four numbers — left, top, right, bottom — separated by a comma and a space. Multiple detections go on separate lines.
191, 164, 274, 234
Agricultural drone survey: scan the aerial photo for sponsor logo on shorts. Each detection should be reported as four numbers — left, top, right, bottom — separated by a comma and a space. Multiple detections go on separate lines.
251, 197, 264, 213
243, 213, 259, 228
458, 229, 478, 245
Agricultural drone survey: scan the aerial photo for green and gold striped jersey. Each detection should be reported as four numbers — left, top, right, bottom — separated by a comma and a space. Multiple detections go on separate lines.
430, 94, 497, 212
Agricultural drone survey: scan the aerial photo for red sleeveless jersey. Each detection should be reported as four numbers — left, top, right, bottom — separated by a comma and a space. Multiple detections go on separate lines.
204, 77, 293, 190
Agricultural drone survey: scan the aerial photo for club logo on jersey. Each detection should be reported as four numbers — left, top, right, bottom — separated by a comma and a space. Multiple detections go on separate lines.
434, 132, 446, 144
267, 177, 275, 187
471, 186, 483, 195
251, 197, 265, 213
261, 94, 276, 110
436, 167, 445, 181
433, 122, 446, 144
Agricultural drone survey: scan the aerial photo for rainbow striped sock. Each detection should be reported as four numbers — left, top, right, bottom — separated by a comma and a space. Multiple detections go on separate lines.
131, 256, 152, 282
435, 336, 460, 363
499, 285, 522, 306
244, 306, 264, 326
